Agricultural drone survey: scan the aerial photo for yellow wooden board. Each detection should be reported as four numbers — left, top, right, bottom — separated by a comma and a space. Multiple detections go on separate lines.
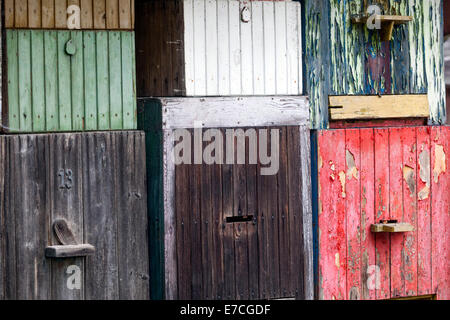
370, 223, 414, 233
329, 94, 429, 120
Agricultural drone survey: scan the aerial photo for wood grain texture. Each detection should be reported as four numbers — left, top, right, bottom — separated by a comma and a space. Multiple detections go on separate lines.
329, 95, 429, 120
317, 126, 450, 300
305, 0, 446, 128
4, 30, 136, 133
138, 97, 313, 300
4, 0, 134, 29
0, 131, 149, 300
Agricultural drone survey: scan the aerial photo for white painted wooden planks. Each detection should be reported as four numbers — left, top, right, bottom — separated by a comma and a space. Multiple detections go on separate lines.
184, 0, 303, 96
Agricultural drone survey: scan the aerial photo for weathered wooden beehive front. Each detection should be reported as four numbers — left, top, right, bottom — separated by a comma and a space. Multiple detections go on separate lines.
2, 0, 137, 133
136, 0, 303, 97
138, 97, 313, 300
0, 131, 149, 299
313, 126, 449, 300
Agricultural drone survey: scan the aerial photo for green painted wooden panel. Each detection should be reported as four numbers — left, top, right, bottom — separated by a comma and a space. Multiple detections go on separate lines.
5, 30, 137, 133
305, 0, 446, 128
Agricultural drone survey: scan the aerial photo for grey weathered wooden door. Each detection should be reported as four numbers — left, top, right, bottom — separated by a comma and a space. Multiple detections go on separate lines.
0, 131, 149, 300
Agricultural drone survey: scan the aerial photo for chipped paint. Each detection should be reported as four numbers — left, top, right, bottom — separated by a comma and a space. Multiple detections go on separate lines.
339, 171, 346, 198
433, 144, 446, 183
335, 252, 340, 269
403, 165, 416, 196
346, 150, 359, 180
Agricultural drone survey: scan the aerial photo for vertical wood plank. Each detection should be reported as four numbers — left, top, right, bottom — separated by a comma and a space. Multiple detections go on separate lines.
96, 31, 110, 130
277, 127, 291, 298
93, 0, 106, 29
299, 125, 313, 300
360, 129, 376, 300
217, 0, 230, 95
5, 0, 15, 28
183, 0, 195, 96
430, 126, 449, 299
423, 0, 446, 124
401, 127, 418, 297
274, 1, 287, 94
389, 128, 404, 298
15, 0, 28, 28
108, 31, 123, 130
345, 129, 362, 300
44, 31, 59, 131
233, 137, 249, 300
222, 128, 236, 299
286, 1, 301, 95
175, 155, 191, 299
80, 0, 94, 29
251, 1, 264, 95
416, 126, 432, 296
0, 137, 4, 300
49, 134, 84, 300
18, 30, 33, 132
318, 130, 346, 300
408, 0, 426, 94
28, 0, 42, 28
83, 31, 97, 130
329, 0, 346, 94
42, 0, 55, 28
57, 31, 72, 131
31, 31, 46, 132
121, 32, 136, 129
118, 0, 131, 29
228, 0, 241, 95
192, 0, 206, 95
263, 1, 276, 95
374, 128, 390, 300
70, 31, 84, 131
7, 30, 20, 132
83, 133, 119, 299
55, 0, 68, 29
106, 0, 119, 29
240, 1, 253, 95
14, 136, 51, 299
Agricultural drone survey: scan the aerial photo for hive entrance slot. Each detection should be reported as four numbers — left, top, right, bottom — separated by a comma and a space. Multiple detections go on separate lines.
226, 215, 254, 223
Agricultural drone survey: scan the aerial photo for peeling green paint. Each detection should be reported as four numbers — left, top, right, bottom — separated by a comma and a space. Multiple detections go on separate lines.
305, 0, 446, 128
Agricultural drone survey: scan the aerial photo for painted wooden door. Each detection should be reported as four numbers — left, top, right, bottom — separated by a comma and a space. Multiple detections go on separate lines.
174, 126, 308, 300
305, 0, 445, 128
135, 0, 303, 97
4, 29, 136, 133
314, 126, 449, 300
0, 131, 149, 300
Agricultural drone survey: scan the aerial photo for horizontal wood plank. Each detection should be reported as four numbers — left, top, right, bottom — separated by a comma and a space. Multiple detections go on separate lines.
329, 95, 429, 120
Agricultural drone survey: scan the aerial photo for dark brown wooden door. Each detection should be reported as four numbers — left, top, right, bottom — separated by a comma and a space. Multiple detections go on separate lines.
174, 126, 306, 300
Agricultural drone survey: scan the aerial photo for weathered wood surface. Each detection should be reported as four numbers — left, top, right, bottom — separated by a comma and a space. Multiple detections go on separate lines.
0, 131, 149, 300
305, 0, 446, 128
45, 245, 96, 258
136, 0, 303, 97
4, 29, 136, 133
4, 0, 135, 30
316, 126, 449, 300
160, 97, 310, 129
137, 97, 313, 300
329, 95, 429, 120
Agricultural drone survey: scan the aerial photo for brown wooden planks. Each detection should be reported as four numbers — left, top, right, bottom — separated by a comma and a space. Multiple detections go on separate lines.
0, 131, 149, 300
4, 0, 134, 29
173, 126, 308, 300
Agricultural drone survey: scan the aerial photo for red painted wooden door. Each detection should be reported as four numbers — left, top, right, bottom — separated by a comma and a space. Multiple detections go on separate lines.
317, 126, 449, 300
